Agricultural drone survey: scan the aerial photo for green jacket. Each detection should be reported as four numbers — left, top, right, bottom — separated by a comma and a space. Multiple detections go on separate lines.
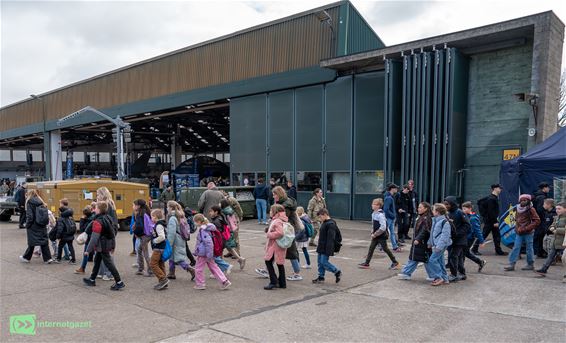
550, 214, 566, 250
160, 189, 176, 203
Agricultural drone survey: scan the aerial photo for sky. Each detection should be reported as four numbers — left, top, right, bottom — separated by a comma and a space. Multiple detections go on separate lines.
1, 0, 566, 107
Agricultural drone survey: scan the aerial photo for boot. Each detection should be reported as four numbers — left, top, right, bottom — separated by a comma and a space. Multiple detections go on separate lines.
185, 265, 195, 281
74, 267, 85, 274
504, 264, 515, 271
167, 268, 176, 280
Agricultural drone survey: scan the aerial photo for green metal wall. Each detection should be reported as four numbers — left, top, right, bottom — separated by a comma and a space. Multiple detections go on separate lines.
464, 44, 533, 205
336, 2, 385, 57
268, 90, 294, 172
230, 94, 267, 173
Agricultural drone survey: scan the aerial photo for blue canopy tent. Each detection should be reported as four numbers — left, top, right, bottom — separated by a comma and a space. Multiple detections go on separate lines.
498, 126, 566, 247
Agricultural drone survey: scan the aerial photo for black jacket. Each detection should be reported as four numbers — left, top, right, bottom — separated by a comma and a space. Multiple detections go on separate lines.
25, 197, 49, 246
538, 207, 557, 234
56, 208, 76, 241
252, 184, 269, 200
484, 194, 500, 226
277, 197, 300, 260
317, 218, 340, 256
287, 186, 297, 200
395, 192, 413, 215
532, 190, 548, 221
409, 214, 432, 262
445, 196, 470, 246
16, 187, 26, 207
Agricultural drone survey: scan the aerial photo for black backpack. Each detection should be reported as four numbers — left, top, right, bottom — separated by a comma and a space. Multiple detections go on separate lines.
34, 205, 49, 226
65, 218, 76, 235
334, 226, 343, 253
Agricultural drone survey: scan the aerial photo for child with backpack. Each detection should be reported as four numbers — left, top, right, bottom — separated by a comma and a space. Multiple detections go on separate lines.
295, 207, 312, 269
53, 203, 76, 264
427, 204, 453, 286
220, 200, 246, 270
312, 208, 342, 284
132, 199, 153, 277
358, 198, 400, 270
461, 202, 487, 272
209, 205, 245, 270
149, 209, 169, 290
75, 205, 95, 274
48, 199, 70, 260
166, 201, 196, 280
192, 214, 231, 290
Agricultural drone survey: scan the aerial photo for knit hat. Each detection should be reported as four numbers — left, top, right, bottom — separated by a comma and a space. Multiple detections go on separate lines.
519, 194, 531, 201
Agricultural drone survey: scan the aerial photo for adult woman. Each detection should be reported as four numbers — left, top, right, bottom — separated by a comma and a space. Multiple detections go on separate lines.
19, 189, 53, 264
398, 202, 433, 280
307, 188, 327, 247
96, 187, 118, 281
166, 201, 196, 280
427, 203, 453, 286
273, 186, 303, 281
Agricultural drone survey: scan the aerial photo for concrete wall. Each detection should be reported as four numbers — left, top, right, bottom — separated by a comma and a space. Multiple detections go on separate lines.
464, 44, 533, 204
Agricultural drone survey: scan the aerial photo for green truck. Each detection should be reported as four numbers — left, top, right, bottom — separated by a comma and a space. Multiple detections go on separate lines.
176, 186, 257, 218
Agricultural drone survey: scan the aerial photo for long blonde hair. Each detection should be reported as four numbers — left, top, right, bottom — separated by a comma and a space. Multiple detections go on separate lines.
26, 189, 46, 207
167, 200, 185, 222
96, 187, 116, 210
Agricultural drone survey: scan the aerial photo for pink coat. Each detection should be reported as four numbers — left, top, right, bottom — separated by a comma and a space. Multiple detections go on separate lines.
264, 212, 288, 265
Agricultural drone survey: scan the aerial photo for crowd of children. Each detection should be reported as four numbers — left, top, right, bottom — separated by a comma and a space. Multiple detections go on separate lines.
17, 181, 566, 294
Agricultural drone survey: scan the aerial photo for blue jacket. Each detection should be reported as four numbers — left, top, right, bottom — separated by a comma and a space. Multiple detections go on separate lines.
428, 216, 452, 251
466, 213, 484, 243
383, 192, 396, 220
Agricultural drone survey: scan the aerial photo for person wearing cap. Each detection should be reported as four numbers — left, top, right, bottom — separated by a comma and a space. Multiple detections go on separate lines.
384, 183, 401, 251
473, 184, 507, 256
504, 194, 540, 271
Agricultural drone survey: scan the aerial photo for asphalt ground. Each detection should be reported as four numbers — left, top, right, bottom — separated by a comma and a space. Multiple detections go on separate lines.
1, 216, 564, 342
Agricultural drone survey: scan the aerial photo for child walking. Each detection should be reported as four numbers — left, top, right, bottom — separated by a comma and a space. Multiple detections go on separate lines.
75, 205, 94, 274
149, 209, 169, 290
210, 205, 246, 270
312, 208, 342, 284
536, 202, 566, 280
296, 207, 312, 269
133, 199, 153, 277
264, 204, 288, 290
358, 198, 400, 270
193, 214, 231, 290
427, 203, 453, 286
54, 203, 76, 264
166, 201, 196, 280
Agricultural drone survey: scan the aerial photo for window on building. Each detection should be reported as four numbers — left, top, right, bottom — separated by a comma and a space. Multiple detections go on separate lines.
356, 171, 385, 194
327, 172, 350, 193
296, 172, 321, 192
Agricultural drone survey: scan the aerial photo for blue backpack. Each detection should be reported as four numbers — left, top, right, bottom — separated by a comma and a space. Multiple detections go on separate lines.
301, 218, 314, 238
161, 239, 172, 262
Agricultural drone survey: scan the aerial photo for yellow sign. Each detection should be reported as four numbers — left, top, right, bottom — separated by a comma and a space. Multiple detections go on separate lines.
503, 149, 520, 160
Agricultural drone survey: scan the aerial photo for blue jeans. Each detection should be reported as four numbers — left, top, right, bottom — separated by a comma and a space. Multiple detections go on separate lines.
317, 254, 339, 278
214, 256, 230, 272
256, 199, 267, 223
401, 259, 433, 278
290, 259, 300, 273
427, 249, 448, 281
509, 233, 534, 265
387, 218, 398, 249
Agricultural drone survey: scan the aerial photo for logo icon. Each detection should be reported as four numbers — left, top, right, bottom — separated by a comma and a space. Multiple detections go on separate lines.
9, 314, 36, 335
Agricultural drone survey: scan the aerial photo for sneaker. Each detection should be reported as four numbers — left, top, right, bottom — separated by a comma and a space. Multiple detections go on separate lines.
96, 275, 102, 279
63, 256, 71, 261
535, 269, 547, 276
69, 260, 77, 265
358, 262, 370, 269
478, 260, 487, 273
254, 268, 269, 278
335, 270, 342, 283
286, 274, 303, 281
110, 281, 125, 291
504, 265, 515, 271
167, 274, 176, 280
312, 277, 325, 284
131, 263, 139, 269
397, 273, 411, 280
209, 274, 216, 279
496, 251, 508, 256
238, 258, 246, 270
521, 264, 534, 271
144, 272, 153, 277
102, 275, 114, 281
155, 279, 169, 290
135, 271, 144, 276
83, 278, 96, 287
448, 275, 458, 282
221, 280, 232, 290
226, 264, 233, 275
52, 259, 61, 264
44, 259, 54, 264
458, 275, 467, 281
472, 250, 482, 256
389, 262, 400, 270
74, 267, 85, 274
302, 264, 312, 269
264, 283, 277, 290
19, 256, 30, 263
194, 285, 206, 290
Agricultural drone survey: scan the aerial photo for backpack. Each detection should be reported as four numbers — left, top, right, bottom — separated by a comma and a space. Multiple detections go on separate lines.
221, 224, 232, 241
226, 214, 239, 233
302, 218, 314, 238
276, 222, 296, 249
178, 218, 191, 241
334, 226, 343, 253
34, 205, 49, 226
211, 229, 224, 257
161, 239, 172, 262
185, 214, 197, 234
65, 218, 76, 236
14, 190, 21, 203
477, 196, 490, 222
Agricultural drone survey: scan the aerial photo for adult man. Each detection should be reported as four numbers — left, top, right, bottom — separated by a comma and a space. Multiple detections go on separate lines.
395, 185, 413, 242
533, 182, 550, 219
504, 194, 540, 271
159, 184, 176, 210
286, 180, 297, 200
384, 183, 401, 252
253, 178, 269, 225
198, 182, 225, 220
14, 182, 27, 228
407, 179, 419, 228
444, 196, 471, 281
474, 184, 506, 256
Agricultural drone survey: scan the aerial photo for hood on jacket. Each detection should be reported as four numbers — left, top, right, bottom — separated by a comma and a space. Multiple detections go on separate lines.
279, 197, 297, 211
221, 206, 234, 216
443, 196, 459, 212
272, 212, 288, 222
59, 207, 74, 218
155, 219, 167, 228
28, 196, 44, 207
